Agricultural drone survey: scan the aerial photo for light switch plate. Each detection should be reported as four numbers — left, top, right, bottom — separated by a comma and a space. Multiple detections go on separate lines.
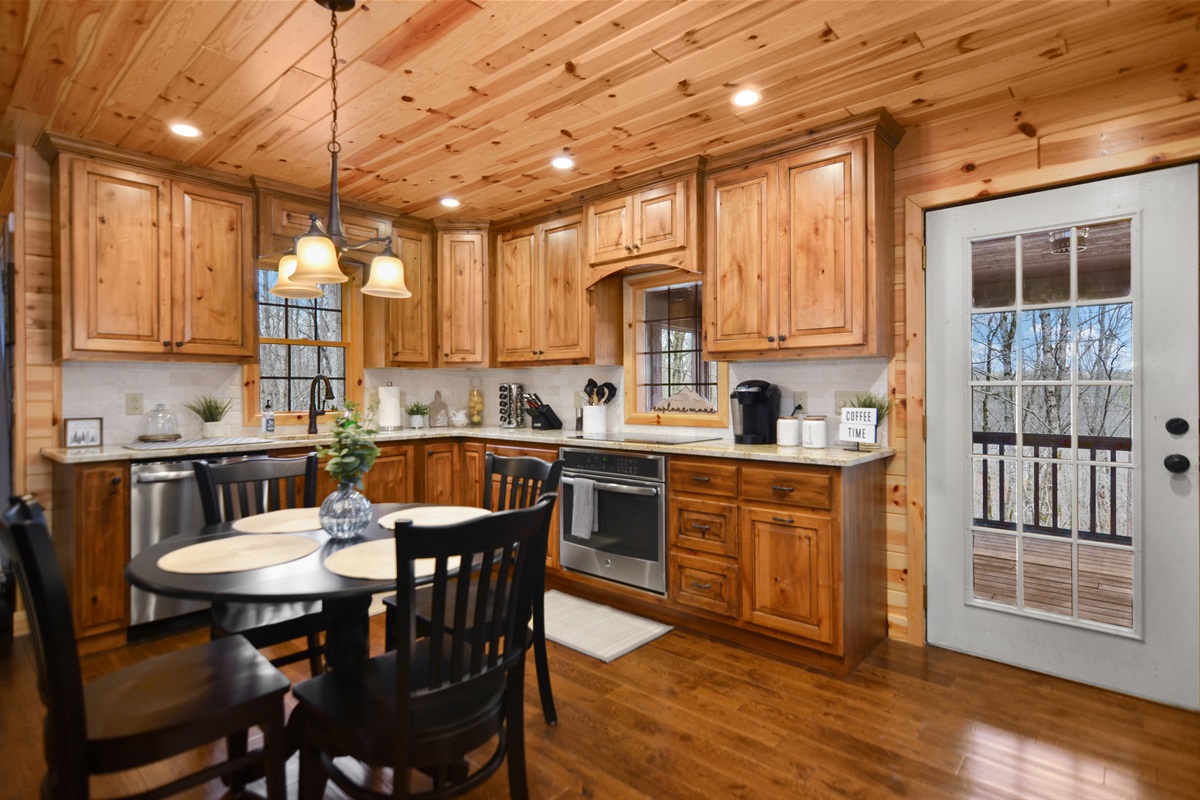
125, 393, 144, 415
833, 391, 857, 417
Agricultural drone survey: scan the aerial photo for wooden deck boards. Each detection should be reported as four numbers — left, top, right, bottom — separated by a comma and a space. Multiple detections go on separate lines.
2, 610, 1195, 799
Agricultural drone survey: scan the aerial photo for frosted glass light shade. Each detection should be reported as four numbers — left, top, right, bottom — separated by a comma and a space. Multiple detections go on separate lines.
293, 234, 346, 284
269, 254, 323, 299
362, 253, 411, 298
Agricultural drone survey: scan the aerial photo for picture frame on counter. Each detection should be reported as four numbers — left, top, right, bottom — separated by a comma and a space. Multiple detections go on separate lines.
63, 417, 103, 448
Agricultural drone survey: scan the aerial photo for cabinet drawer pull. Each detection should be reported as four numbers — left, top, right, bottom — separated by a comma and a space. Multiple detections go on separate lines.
690, 580, 712, 590
770, 484, 795, 492
772, 516, 795, 524
689, 523, 712, 531
690, 475, 710, 483
624, 244, 633, 252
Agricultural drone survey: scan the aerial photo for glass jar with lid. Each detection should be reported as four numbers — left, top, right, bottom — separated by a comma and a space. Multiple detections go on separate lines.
139, 404, 181, 442
468, 377, 484, 426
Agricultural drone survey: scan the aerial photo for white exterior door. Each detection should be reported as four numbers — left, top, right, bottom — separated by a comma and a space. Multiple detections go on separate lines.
926, 164, 1199, 710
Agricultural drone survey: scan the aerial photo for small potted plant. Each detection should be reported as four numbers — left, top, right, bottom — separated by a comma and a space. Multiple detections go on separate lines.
317, 401, 380, 539
848, 391, 893, 450
405, 401, 430, 429
183, 395, 234, 438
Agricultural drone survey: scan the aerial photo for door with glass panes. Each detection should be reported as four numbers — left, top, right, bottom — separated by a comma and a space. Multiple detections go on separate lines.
926, 165, 1199, 710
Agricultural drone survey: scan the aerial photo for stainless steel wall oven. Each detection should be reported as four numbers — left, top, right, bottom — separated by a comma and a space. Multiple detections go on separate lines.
559, 447, 666, 594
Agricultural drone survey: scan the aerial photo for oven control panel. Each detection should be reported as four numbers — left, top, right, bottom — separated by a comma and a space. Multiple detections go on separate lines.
561, 448, 664, 481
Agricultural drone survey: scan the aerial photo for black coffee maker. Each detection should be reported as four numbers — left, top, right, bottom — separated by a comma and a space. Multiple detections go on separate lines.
731, 380, 782, 444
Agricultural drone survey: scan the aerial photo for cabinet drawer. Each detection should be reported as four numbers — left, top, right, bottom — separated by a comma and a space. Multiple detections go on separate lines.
669, 553, 738, 618
741, 467, 832, 510
669, 459, 737, 498
669, 497, 737, 557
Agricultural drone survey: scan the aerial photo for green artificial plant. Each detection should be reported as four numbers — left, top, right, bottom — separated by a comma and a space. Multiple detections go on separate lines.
183, 394, 234, 423
849, 391, 893, 422
404, 401, 430, 416
318, 401, 380, 489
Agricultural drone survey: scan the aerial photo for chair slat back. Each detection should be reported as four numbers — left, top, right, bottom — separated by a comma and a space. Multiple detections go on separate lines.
393, 497, 554, 702
483, 454, 563, 513
1, 496, 89, 798
194, 454, 318, 525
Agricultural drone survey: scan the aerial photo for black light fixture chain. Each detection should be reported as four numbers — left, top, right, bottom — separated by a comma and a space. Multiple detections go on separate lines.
328, 6, 341, 154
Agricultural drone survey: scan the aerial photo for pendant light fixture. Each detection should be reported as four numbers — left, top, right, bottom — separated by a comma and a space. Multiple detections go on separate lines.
269, 244, 324, 300
275, 0, 410, 299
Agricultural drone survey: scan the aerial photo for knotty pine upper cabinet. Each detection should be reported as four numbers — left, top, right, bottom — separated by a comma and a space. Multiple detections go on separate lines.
704, 112, 901, 360
582, 175, 699, 286
496, 213, 612, 365
364, 223, 434, 368
437, 227, 490, 365
52, 153, 255, 361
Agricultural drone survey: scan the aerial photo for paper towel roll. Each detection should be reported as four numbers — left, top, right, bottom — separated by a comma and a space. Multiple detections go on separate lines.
379, 386, 402, 429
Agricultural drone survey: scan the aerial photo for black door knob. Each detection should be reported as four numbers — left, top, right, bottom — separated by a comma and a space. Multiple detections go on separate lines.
1164, 454, 1191, 474
1166, 418, 1190, 435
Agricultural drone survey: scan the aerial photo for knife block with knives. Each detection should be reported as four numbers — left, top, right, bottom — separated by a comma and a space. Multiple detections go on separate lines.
522, 393, 563, 430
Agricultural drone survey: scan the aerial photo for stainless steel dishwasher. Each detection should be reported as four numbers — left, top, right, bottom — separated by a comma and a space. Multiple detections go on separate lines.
129, 459, 215, 626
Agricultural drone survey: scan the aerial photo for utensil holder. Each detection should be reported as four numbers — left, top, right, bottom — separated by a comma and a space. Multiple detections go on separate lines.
581, 405, 606, 435
528, 404, 563, 430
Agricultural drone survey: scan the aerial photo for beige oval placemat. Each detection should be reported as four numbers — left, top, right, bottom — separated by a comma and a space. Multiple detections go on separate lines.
324, 539, 460, 581
378, 506, 491, 529
231, 507, 323, 534
158, 534, 320, 574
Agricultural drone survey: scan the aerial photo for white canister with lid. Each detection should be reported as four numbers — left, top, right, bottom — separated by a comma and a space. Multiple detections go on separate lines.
776, 417, 801, 447
802, 416, 828, 449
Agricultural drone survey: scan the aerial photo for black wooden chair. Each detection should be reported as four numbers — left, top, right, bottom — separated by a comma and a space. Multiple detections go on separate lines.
194, 453, 326, 676
293, 496, 555, 799
384, 453, 564, 724
1, 495, 290, 800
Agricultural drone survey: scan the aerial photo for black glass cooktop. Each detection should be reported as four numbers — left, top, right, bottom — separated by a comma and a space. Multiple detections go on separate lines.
571, 433, 722, 446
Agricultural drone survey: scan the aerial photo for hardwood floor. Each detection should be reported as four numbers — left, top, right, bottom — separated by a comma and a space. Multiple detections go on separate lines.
1, 611, 1196, 799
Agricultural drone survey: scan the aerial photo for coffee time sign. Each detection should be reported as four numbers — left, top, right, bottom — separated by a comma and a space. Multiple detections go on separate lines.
839, 407, 878, 445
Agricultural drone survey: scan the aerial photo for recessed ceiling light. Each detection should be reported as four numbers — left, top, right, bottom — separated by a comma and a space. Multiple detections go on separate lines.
440, 197, 461, 208
731, 89, 761, 107
169, 123, 202, 138
551, 155, 575, 169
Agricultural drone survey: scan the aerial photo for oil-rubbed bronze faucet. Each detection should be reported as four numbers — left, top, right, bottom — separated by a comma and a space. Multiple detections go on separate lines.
308, 374, 334, 434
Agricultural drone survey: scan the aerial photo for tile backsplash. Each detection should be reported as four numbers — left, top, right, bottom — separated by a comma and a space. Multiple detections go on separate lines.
62, 357, 890, 447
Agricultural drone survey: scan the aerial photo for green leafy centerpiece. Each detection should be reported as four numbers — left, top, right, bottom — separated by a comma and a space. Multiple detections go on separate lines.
184, 394, 234, 438
848, 391, 893, 450
317, 401, 380, 539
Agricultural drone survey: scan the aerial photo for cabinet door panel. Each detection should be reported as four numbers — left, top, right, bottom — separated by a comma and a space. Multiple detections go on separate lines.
496, 231, 538, 363
422, 443, 460, 505
172, 181, 254, 356
72, 160, 171, 352
670, 552, 738, 618
387, 226, 432, 365
540, 218, 588, 360
439, 232, 487, 364
705, 166, 776, 353
586, 195, 631, 265
76, 463, 129, 632
634, 182, 685, 256
780, 140, 865, 347
361, 445, 413, 504
742, 507, 835, 645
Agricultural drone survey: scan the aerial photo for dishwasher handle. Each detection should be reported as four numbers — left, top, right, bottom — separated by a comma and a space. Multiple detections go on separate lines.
562, 476, 659, 497
135, 470, 196, 483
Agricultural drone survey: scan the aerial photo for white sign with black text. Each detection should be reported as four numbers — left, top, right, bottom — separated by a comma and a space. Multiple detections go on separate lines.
839, 407, 877, 444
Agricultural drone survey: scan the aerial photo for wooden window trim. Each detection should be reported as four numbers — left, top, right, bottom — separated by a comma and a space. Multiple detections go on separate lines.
242, 265, 365, 429
623, 271, 729, 428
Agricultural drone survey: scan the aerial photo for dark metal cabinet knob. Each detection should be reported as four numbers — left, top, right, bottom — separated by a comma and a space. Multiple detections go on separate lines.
162, 340, 170, 347
1166, 418, 1190, 435
111, 476, 121, 486
767, 335, 775, 342
175, 340, 184, 347
778, 334, 787, 342
1164, 454, 1191, 473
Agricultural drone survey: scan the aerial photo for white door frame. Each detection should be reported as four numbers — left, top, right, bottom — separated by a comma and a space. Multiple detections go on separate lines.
921, 165, 1198, 708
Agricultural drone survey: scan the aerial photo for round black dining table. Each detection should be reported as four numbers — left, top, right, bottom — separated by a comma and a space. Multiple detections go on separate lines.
125, 503, 414, 673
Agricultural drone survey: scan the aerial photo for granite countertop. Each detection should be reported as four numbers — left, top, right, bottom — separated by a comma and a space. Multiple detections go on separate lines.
41, 426, 894, 467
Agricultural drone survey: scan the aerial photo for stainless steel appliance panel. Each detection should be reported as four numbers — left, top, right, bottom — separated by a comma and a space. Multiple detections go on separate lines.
129, 460, 212, 625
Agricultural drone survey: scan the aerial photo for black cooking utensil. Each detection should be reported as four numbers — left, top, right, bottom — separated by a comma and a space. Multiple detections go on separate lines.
600, 382, 618, 404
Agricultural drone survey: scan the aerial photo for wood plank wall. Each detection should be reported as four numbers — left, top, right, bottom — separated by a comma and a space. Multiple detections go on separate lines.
8, 67, 1197, 649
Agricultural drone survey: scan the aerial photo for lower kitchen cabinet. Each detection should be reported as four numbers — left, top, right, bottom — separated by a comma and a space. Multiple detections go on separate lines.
361, 443, 414, 504
420, 441, 461, 506
52, 460, 130, 653
461, 441, 562, 567
741, 507, 834, 644
669, 551, 739, 618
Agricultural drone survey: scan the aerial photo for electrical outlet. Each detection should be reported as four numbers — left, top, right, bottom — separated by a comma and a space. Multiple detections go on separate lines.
791, 391, 808, 415
833, 391, 857, 417
125, 393, 143, 415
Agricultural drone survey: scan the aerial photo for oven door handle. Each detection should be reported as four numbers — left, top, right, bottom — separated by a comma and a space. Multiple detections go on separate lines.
561, 476, 660, 497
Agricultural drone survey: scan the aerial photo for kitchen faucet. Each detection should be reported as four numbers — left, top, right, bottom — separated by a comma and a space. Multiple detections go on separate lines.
308, 374, 335, 434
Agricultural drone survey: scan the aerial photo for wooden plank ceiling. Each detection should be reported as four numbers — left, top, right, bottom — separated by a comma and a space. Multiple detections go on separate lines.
1, 0, 1196, 221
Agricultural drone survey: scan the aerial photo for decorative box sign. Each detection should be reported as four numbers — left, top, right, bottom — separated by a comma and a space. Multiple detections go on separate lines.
839, 407, 878, 444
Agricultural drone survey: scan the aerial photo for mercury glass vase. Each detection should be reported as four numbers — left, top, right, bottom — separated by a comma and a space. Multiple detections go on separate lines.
319, 482, 372, 539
